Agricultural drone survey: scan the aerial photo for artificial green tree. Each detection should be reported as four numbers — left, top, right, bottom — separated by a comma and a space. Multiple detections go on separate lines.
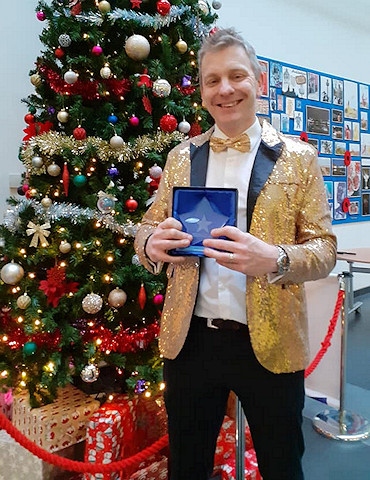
0, 0, 218, 406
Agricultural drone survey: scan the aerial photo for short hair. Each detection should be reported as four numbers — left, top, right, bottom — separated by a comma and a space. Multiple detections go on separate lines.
198, 27, 262, 82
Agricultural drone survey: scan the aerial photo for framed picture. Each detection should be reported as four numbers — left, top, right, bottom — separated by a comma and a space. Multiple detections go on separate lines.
362, 193, 370, 215
361, 133, 370, 157
360, 84, 369, 109
334, 142, 347, 156
361, 111, 368, 130
293, 111, 303, 131
324, 180, 333, 199
306, 106, 330, 135
321, 139, 333, 154
320, 76, 332, 103
308, 72, 319, 101
332, 125, 343, 139
349, 200, 359, 215
333, 79, 344, 106
362, 167, 370, 190
344, 80, 358, 119
282, 67, 307, 99
319, 157, 331, 176
349, 143, 360, 157
334, 181, 347, 220
332, 158, 346, 176
332, 109, 343, 123
258, 59, 269, 97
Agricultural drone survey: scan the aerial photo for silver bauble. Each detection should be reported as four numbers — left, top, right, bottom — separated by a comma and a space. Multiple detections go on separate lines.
80, 364, 100, 383
47, 163, 61, 176
109, 134, 124, 149
108, 288, 127, 308
212, 0, 222, 9
178, 120, 191, 134
59, 241, 72, 254
1, 262, 25, 285
32, 156, 44, 168
125, 34, 151, 61
16, 293, 31, 310
58, 34, 72, 47
100, 65, 112, 79
64, 70, 78, 84
57, 109, 69, 123
41, 196, 53, 208
131, 254, 141, 266
152, 78, 171, 98
82, 293, 103, 314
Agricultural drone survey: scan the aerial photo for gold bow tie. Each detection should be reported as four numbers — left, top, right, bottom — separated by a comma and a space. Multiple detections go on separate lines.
210, 133, 251, 153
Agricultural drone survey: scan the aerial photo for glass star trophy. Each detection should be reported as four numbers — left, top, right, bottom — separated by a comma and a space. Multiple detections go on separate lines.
170, 187, 238, 256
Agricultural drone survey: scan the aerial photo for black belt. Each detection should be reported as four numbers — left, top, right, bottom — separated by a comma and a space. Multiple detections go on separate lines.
193, 315, 247, 331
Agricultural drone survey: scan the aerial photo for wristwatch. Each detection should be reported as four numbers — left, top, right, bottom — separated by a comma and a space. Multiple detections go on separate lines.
275, 245, 290, 275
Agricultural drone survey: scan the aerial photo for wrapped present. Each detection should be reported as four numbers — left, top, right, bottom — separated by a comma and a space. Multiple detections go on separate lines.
0, 429, 85, 480
135, 395, 167, 453
128, 455, 168, 480
219, 449, 262, 480
0, 389, 13, 420
84, 394, 138, 480
12, 383, 100, 452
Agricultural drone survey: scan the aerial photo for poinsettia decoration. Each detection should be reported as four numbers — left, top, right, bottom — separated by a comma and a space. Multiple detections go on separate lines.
300, 131, 308, 142
344, 150, 351, 166
39, 266, 79, 307
23, 120, 53, 141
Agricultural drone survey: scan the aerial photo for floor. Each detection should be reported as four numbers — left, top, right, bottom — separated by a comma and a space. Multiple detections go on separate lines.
302, 291, 370, 479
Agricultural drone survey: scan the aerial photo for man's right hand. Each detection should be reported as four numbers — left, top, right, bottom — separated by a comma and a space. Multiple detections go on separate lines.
145, 217, 193, 263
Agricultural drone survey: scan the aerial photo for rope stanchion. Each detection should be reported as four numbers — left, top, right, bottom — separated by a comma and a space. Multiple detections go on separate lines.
0, 410, 168, 474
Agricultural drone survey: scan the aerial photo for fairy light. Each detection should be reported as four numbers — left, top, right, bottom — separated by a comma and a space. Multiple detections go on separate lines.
60, 261, 66, 267
17, 317, 24, 324
2, 335, 8, 342
106, 254, 114, 263
96, 338, 102, 346
28, 272, 36, 279
35, 319, 41, 327
75, 242, 82, 249
144, 391, 152, 398
1, 370, 8, 379
21, 371, 27, 379
95, 240, 101, 246
20, 380, 26, 387
159, 382, 166, 391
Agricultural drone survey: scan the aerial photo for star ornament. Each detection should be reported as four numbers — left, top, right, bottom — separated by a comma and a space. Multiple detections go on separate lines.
130, 0, 142, 8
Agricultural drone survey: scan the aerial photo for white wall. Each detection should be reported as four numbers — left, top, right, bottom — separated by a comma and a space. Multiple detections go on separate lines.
1, 0, 370, 289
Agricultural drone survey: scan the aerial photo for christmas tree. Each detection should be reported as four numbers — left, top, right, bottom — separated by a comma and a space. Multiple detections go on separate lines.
0, 0, 218, 407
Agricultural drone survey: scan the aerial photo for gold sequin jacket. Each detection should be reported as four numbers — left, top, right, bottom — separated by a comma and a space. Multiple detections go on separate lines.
134, 120, 337, 373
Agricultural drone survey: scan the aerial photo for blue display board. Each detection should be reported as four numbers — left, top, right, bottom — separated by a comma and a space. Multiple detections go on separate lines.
257, 56, 370, 224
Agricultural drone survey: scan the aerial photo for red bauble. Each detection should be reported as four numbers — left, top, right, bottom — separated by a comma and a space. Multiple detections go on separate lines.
125, 197, 138, 212
24, 113, 35, 124
55, 47, 65, 59
129, 115, 140, 127
138, 284, 147, 310
189, 122, 202, 137
62, 162, 70, 196
156, 0, 171, 15
73, 126, 87, 140
159, 114, 178, 132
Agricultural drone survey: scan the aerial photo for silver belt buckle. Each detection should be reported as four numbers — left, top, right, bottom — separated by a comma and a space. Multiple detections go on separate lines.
207, 318, 219, 329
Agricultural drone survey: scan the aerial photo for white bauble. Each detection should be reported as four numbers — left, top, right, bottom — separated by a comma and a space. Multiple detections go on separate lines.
47, 163, 61, 176
109, 134, 124, 149
64, 70, 78, 84
108, 288, 127, 308
1, 262, 25, 285
125, 35, 150, 61
178, 120, 191, 134
100, 65, 112, 79
59, 241, 72, 254
152, 78, 171, 98
57, 109, 69, 123
82, 293, 103, 314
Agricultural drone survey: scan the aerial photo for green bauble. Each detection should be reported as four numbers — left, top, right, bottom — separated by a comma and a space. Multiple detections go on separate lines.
73, 174, 87, 187
23, 341, 37, 356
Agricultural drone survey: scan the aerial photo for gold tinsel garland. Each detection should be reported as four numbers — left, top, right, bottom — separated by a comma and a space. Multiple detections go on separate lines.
21, 130, 185, 175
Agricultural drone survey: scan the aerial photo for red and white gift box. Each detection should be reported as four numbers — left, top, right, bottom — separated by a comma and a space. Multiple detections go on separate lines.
219, 449, 262, 480
12, 383, 100, 452
0, 389, 13, 421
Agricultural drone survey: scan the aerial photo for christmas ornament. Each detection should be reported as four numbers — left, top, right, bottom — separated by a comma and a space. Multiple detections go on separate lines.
54, 47, 65, 59
125, 197, 138, 212
57, 109, 69, 123
64, 69, 78, 84
73, 126, 87, 140
156, 0, 171, 15
108, 114, 118, 124
142, 95, 152, 114
189, 122, 202, 137
32, 156, 43, 168
24, 113, 35, 124
41, 196, 52, 208
125, 34, 151, 61
17, 186, 25, 196
137, 70, 152, 88
97, 0, 111, 13
36, 10, 46, 21
198, 0, 210, 14
100, 65, 112, 79
178, 119, 191, 134
130, 0, 142, 7
47, 163, 61, 176
212, 0, 222, 9
73, 173, 87, 187
108, 288, 127, 308
82, 293, 103, 314
59, 241, 72, 254
62, 162, 70, 196
26, 221, 51, 247
58, 34, 72, 47
39, 266, 79, 307
132, 254, 141, 266
175, 39, 188, 54
107, 165, 119, 177
1, 261, 25, 285
97, 191, 117, 213
81, 364, 100, 382
149, 164, 163, 179
152, 78, 171, 97
135, 379, 147, 394
110, 134, 124, 149
17, 293, 32, 310
153, 293, 164, 305
23, 342, 37, 356
181, 75, 192, 87
91, 45, 103, 56
22, 184, 29, 193
30, 73, 42, 87
138, 284, 146, 309
159, 113, 178, 132
129, 115, 140, 127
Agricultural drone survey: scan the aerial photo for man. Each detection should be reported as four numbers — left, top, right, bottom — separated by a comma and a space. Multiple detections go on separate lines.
135, 28, 337, 480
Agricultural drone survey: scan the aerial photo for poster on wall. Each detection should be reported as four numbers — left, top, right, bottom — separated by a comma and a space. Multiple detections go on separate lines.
258, 55, 370, 225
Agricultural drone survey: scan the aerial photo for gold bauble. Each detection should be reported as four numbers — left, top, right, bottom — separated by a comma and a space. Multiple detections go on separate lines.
47, 163, 61, 176
98, 1, 111, 13
30, 73, 42, 87
41, 196, 53, 208
17, 293, 31, 310
176, 39, 188, 54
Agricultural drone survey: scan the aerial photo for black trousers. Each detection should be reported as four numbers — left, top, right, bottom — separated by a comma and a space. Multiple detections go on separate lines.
163, 316, 305, 480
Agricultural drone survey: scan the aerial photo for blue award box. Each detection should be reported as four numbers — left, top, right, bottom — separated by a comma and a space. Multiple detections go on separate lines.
170, 186, 238, 256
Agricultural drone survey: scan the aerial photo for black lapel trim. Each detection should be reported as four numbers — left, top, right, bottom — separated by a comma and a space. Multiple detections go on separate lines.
190, 141, 210, 187
247, 140, 284, 231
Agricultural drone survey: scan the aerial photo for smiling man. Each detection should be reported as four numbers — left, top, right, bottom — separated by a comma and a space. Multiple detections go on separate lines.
135, 28, 337, 480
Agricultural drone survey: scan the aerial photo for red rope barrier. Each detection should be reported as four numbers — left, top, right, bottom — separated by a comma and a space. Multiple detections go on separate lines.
0, 287, 344, 474
0, 411, 168, 474
304, 289, 344, 378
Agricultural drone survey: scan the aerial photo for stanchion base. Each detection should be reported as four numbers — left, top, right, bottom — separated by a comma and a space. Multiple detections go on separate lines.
312, 409, 370, 441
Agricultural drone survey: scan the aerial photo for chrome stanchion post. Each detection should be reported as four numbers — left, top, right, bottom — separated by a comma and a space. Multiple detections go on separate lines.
235, 397, 245, 480
312, 272, 370, 441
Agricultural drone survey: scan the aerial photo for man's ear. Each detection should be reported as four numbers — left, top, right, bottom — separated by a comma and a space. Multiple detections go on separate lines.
256, 73, 263, 98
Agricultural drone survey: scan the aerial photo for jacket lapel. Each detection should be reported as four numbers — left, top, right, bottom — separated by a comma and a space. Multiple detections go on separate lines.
190, 141, 210, 187
247, 140, 283, 231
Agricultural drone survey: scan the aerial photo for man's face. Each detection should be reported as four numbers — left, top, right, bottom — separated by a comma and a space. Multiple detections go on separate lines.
200, 45, 262, 138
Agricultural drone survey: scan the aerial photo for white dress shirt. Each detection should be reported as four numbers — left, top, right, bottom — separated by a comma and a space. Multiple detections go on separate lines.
194, 118, 262, 324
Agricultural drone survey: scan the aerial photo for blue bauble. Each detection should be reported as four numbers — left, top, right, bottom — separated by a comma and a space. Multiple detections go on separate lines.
23, 341, 37, 356
73, 174, 87, 187
108, 114, 118, 124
